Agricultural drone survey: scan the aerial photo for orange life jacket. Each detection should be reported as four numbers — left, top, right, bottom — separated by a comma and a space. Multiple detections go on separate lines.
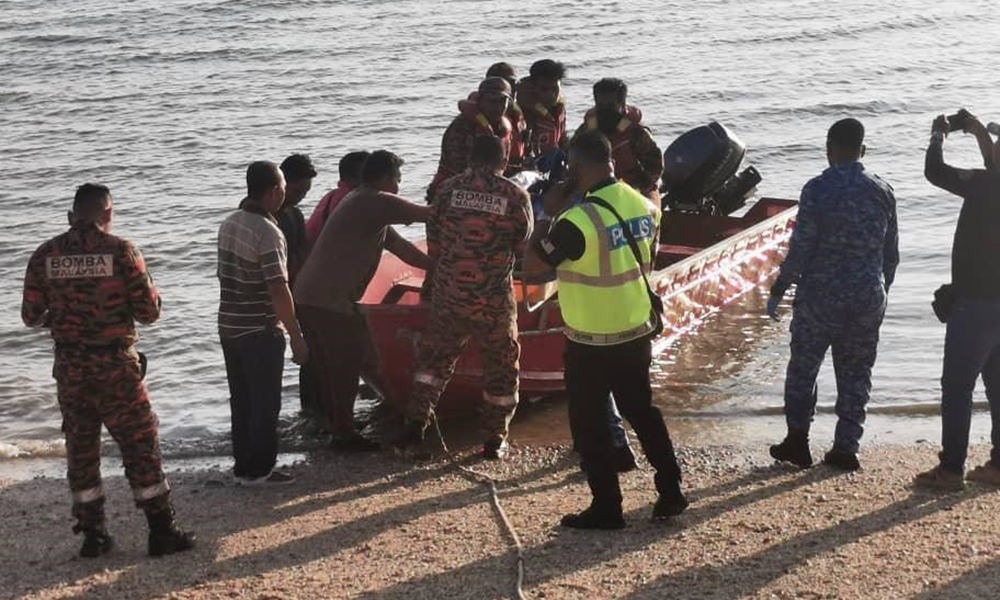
459, 96, 514, 140
582, 105, 646, 188
427, 99, 514, 200
517, 77, 567, 154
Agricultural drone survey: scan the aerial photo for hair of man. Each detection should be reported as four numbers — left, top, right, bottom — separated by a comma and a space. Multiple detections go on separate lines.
72, 183, 112, 219
279, 153, 317, 182
530, 59, 566, 81
486, 61, 517, 86
827, 118, 865, 151
339, 151, 371, 183
569, 129, 613, 165
361, 150, 404, 186
470, 135, 506, 169
593, 77, 628, 101
246, 161, 283, 200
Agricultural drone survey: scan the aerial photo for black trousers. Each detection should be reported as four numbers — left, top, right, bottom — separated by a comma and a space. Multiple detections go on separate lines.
565, 336, 682, 508
221, 330, 285, 479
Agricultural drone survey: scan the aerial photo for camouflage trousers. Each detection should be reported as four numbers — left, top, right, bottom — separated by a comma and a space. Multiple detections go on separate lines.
406, 306, 520, 442
784, 293, 886, 454
54, 345, 170, 532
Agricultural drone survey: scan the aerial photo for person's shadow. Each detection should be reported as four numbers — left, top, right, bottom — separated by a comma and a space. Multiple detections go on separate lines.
0, 446, 577, 600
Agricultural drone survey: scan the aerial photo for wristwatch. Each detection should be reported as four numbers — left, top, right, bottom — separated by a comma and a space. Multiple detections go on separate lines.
930, 131, 946, 144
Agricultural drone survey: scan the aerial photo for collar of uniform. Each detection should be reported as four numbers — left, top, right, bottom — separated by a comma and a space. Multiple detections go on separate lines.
826, 160, 865, 174
586, 177, 617, 196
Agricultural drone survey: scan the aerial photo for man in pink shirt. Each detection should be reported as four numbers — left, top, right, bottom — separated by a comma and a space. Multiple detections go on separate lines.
305, 151, 370, 244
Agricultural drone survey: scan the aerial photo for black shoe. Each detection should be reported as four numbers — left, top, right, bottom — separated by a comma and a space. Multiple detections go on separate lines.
147, 511, 196, 557
652, 492, 689, 519
330, 431, 381, 452
481, 436, 510, 460
769, 431, 813, 469
391, 419, 426, 450
560, 505, 626, 530
823, 448, 860, 471
79, 530, 114, 558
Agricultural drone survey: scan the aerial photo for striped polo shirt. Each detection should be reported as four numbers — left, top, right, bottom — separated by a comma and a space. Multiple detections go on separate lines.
217, 209, 288, 339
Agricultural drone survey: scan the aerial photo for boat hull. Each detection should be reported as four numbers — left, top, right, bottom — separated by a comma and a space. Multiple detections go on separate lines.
361, 198, 797, 414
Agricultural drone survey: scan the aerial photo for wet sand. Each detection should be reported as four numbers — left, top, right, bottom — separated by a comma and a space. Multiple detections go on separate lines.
3, 439, 1000, 600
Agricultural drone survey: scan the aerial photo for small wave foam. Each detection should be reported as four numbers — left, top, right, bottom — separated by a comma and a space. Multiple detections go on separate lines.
0, 439, 64, 460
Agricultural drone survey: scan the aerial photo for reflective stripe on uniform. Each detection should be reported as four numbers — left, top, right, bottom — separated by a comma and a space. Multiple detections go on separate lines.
556, 268, 643, 287
133, 480, 170, 502
483, 392, 518, 407
72, 485, 105, 504
414, 372, 445, 390
565, 321, 655, 346
580, 204, 612, 275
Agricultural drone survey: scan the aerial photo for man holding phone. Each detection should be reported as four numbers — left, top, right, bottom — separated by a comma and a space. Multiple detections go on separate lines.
914, 110, 1000, 490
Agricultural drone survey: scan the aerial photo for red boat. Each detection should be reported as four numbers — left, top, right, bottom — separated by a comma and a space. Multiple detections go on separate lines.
360, 123, 798, 414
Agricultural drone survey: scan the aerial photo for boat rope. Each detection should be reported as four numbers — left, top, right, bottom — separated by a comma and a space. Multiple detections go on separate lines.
429, 411, 527, 600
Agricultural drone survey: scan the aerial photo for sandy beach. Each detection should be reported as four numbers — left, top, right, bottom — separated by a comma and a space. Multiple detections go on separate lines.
3, 440, 999, 600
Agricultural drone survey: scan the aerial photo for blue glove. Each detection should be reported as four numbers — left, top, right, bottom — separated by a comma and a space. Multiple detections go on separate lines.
766, 294, 782, 321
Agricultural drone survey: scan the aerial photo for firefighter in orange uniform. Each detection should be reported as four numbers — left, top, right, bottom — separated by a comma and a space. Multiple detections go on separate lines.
397, 136, 532, 458
21, 184, 194, 558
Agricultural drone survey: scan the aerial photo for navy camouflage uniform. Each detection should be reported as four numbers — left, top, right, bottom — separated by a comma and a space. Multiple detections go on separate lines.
772, 161, 899, 454
21, 222, 172, 534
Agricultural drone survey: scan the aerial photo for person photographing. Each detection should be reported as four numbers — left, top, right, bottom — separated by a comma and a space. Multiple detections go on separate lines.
914, 110, 1000, 490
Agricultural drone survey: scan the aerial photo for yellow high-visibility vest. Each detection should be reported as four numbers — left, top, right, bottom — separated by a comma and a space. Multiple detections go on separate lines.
555, 181, 660, 345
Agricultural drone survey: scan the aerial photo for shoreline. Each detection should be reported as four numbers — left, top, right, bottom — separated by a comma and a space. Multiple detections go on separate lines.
4, 440, 999, 600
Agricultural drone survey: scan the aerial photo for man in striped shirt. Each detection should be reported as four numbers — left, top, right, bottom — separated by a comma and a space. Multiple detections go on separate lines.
218, 161, 309, 486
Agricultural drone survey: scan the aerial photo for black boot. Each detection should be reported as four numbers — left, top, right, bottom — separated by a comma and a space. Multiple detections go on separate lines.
823, 448, 861, 471
481, 435, 510, 460
652, 486, 689, 520
769, 429, 813, 468
79, 529, 114, 558
146, 509, 196, 557
560, 503, 625, 530
391, 418, 426, 450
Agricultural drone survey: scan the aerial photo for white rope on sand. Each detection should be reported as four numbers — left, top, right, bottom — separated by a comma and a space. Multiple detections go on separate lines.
429, 412, 527, 600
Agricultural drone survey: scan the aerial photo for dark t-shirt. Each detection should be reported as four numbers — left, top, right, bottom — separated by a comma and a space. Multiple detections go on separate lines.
926, 140, 1000, 299
276, 204, 308, 285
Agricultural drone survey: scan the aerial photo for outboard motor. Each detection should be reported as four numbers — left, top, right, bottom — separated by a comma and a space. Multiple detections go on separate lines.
661, 122, 762, 215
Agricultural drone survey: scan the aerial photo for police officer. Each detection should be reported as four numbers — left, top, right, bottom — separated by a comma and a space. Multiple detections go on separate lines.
396, 136, 532, 458
767, 118, 899, 471
21, 184, 194, 557
525, 130, 687, 529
